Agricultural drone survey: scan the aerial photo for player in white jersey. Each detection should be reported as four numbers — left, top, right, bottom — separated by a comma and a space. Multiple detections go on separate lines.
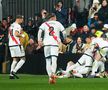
56, 42, 95, 78
8, 15, 25, 79
38, 13, 66, 84
55, 36, 95, 78
89, 36, 108, 77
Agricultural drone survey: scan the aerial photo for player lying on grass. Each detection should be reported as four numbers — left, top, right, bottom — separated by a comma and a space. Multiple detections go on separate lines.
56, 35, 108, 78
56, 43, 96, 78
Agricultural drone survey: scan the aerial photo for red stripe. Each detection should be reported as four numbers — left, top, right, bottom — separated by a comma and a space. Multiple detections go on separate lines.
11, 36, 19, 44
9, 28, 19, 44
45, 22, 59, 43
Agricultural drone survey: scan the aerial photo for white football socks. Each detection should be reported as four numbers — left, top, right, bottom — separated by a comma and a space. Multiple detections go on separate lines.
51, 57, 57, 74
10, 60, 18, 76
13, 59, 25, 73
46, 56, 57, 78
66, 63, 80, 72
73, 73, 83, 78
91, 60, 99, 75
46, 58, 52, 77
98, 61, 105, 73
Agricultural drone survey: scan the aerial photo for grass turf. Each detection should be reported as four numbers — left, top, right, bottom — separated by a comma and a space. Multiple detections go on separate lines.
0, 74, 108, 90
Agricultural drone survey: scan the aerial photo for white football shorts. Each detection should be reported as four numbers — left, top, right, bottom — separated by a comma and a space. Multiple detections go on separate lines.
9, 45, 25, 58
44, 45, 59, 58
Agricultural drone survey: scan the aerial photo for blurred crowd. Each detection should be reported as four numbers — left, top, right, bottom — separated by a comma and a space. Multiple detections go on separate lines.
0, 0, 108, 73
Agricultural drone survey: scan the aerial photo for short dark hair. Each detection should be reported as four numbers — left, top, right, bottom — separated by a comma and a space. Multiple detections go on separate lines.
89, 34, 97, 38
57, 0, 63, 4
66, 35, 72, 39
16, 15, 24, 19
45, 13, 56, 20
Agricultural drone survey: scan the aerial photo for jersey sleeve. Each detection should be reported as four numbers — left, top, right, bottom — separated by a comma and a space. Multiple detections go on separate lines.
15, 25, 22, 33
39, 23, 45, 31
58, 22, 66, 38
38, 23, 45, 41
58, 22, 65, 32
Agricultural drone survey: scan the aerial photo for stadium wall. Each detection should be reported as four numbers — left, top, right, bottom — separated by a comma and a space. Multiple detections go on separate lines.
0, 0, 2, 21
2, 0, 71, 23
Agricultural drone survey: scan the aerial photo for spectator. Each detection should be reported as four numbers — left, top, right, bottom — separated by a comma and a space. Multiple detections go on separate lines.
53, 1, 68, 27
102, 24, 108, 41
1, 18, 8, 44
7, 15, 13, 27
81, 25, 90, 43
0, 25, 6, 73
88, 13, 102, 29
1, 18, 8, 31
69, 23, 79, 41
67, 8, 75, 25
65, 23, 77, 35
58, 42, 67, 54
65, 35, 75, 53
38, 9, 48, 24
72, 0, 91, 13
34, 13, 42, 27
82, 36, 92, 52
0, 21, 1, 26
88, 0, 101, 19
24, 19, 35, 38
72, 0, 91, 27
72, 37, 85, 53
90, 28, 97, 36
98, 0, 108, 24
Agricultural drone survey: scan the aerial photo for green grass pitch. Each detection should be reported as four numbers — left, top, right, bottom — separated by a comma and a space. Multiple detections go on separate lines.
0, 74, 108, 90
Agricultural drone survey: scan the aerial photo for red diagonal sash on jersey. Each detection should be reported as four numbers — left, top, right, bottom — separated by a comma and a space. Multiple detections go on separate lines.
45, 22, 59, 43
9, 28, 19, 44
